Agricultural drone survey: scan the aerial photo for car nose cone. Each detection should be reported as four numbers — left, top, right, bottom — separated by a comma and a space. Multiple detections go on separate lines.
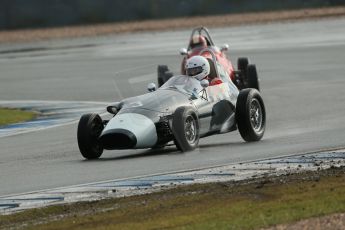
100, 128, 137, 150
99, 113, 157, 150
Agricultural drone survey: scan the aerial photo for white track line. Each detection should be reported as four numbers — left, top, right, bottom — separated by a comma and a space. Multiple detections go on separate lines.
0, 100, 110, 138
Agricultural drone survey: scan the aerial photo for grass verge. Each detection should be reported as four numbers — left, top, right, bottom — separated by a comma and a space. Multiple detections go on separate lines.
1, 167, 345, 230
0, 108, 36, 126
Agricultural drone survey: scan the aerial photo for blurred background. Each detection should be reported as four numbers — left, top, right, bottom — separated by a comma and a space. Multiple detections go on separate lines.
0, 0, 344, 30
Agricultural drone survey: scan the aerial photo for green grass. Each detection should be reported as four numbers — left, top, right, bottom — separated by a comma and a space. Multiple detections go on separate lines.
0, 108, 36, 126
1, 168, 345, 230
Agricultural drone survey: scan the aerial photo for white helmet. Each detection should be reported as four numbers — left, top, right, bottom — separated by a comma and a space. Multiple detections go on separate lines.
185, 56, 210, 81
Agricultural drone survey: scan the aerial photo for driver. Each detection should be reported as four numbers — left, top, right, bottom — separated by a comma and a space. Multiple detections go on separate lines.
185, 56, 222, 86
189, 35, 208, 50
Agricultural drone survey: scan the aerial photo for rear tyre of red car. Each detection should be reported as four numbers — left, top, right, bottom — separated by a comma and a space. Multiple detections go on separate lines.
246, 64, 260, 91
236, 89, 265, 142
77, 113, 104, 159
157, 65, 173, 87
172, 107, 200, 152
237, 57, 249, 75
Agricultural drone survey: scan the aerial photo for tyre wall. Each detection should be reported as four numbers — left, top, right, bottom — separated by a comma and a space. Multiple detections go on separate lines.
0, 0, 344, 30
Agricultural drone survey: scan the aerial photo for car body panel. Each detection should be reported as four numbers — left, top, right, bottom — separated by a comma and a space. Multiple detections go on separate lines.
99, 73, 239, 150
100, 113, 158, 149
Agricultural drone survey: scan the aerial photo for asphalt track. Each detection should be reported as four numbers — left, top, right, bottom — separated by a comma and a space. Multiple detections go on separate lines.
0, 18, 345, 196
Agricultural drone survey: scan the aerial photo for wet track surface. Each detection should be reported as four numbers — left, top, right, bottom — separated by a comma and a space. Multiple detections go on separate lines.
0, 18, 345, 196
2, 149, 344, 213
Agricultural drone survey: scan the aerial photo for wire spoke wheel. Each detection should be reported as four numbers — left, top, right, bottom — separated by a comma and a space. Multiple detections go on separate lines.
172, 107, 199, 152
184, 115, 197, 144
249, 98, 263, 132
236, 89, 266, 142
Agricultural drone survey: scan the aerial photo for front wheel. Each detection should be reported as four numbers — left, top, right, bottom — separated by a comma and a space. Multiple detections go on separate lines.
172, 107, 199, 152
157, 65, 173, 87
236, 89, 266, 142
77, 113, 104, 159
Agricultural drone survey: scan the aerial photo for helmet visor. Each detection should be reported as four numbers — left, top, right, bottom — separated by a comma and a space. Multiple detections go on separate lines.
186, 66, 203, 76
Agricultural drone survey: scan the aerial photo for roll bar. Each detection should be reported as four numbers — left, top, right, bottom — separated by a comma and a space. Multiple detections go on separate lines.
188, 27, 215, 48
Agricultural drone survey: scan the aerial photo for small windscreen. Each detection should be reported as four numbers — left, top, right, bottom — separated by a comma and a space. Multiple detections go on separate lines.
160, 75, 203, 96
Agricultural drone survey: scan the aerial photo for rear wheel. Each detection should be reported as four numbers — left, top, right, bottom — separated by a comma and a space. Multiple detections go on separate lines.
237, 57, 249, 75
77, 113, 104, 159
236, 89, 265, 142
246, 64, 260, 91
236, 57, 249, 90
172, 107, 199, 152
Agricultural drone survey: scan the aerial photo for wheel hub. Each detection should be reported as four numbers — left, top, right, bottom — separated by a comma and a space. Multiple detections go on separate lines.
185, 116, 196, 143
250, 98, 263, 132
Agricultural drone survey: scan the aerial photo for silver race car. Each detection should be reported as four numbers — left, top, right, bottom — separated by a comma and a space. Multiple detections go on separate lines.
77, 49, 266, 159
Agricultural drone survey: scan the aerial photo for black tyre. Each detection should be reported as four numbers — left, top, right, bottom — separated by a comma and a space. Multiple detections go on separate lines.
158, 65, 168, 75
236, 57, 249, 90
77, 113, 104, 159
237, 57, 249, 74
157, 65, 173, 87
236, 89, 265, 142
246, 64, 260, 91
172, 107, 199, 152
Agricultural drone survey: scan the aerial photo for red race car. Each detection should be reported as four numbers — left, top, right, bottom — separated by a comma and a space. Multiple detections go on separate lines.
157, 27, 260, 91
